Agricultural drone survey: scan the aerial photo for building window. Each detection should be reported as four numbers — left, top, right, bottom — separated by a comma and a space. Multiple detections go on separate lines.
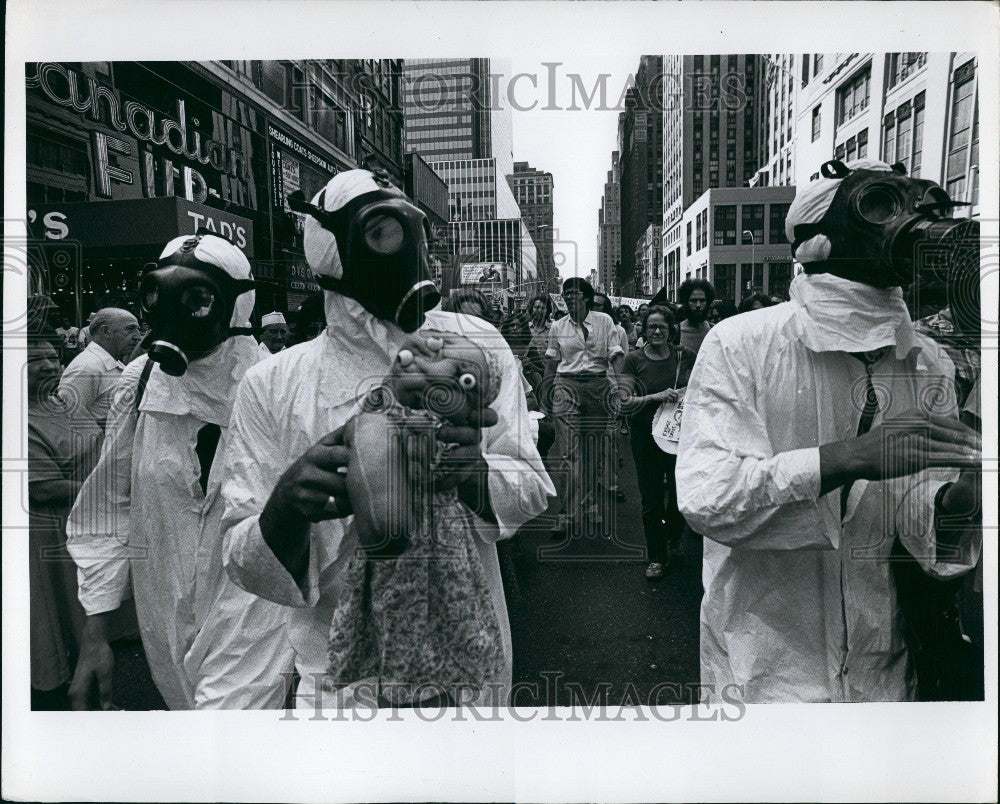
813, 54, 824, 74
895, 102, 912, 169
769, 261, 793, 299
802, 57, 811, 86
695, 213, 703, 251
836, 66, 870, 125
912, 93, 925, 175
882, 112, 896, 164
769, 203, 790, 244
887, 52, 927, 89
811, 105, 822, 141
686, 221, 692, 256
742, 204, 764, 244
714, 263, 736, 300
714, 205, 737, 245
945, 61, 977, 203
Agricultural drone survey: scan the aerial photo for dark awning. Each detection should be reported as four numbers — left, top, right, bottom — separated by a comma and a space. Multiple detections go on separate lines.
28, 196, 254, 258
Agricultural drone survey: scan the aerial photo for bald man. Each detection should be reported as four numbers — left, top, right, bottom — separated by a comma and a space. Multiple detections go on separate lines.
59, 307, 141, 429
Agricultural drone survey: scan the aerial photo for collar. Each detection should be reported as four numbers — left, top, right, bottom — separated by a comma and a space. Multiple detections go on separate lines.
139, 336, 260, 425
86, 340, 125, 370
782, 273, 919, 360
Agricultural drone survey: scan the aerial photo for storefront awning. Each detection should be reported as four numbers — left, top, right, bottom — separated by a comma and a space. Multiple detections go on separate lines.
28, 196, 254, 258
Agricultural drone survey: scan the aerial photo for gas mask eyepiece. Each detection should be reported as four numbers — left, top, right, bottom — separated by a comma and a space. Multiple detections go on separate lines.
140, 233, 255, 376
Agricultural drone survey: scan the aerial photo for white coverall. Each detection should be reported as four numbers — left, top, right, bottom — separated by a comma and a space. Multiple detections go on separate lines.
220, 297, 555, 709
67, 337, 294, 709
676, 274, 981, 703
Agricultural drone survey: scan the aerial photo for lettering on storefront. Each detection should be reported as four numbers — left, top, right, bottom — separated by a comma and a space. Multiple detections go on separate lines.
27, 62, 251, 200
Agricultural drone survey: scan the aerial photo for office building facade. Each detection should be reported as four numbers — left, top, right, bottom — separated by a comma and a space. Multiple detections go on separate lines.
508, 161, 555, 288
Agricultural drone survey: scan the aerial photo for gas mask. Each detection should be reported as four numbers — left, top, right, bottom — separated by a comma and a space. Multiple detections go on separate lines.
292, 169, 440, 333
139, 233, 255, 376
788, 159, 979, 334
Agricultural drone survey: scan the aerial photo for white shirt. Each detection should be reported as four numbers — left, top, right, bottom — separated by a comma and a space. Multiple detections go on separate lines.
221, 302, 555, 709
58, 341, 125, 427
675, 299, 980, 703
66, 339, 293, 710
545, 310, 624, 374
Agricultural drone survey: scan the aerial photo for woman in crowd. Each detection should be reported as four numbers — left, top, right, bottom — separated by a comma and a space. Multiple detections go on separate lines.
524, 293, 553, 388
707, 299, 738, 326
620, 306, 696, 580
443, 288, 493, 322
737, 293, 773, 314
27, 335, 104, 709
618, 306, 638, 349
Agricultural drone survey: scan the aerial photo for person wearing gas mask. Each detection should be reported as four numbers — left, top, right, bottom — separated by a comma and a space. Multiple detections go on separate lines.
675, 158, 982, 703
219, 169, 553, 710
257, 311, 289, 358
66, 233, 293, 710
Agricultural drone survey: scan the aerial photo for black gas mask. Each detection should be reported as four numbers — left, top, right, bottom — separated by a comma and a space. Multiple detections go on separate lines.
289, 176, 440, 333
139, 234, 255, 376
792, 160, 979, 334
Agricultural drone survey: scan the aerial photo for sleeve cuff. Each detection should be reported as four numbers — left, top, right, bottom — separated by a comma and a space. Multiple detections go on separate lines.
776, 446, 823, 503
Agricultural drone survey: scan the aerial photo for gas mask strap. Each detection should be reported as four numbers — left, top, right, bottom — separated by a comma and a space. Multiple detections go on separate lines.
790, 223, 827, 257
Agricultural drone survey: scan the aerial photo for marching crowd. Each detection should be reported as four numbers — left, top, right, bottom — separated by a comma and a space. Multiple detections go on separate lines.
24, 159, 984, 711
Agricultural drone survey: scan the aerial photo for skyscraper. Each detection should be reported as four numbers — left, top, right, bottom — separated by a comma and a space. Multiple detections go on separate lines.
508, 161, 555, 288
661, 54, 765, 297
597, 153, 621, 294
403, 58, 539, 300
617, 55, 664, 296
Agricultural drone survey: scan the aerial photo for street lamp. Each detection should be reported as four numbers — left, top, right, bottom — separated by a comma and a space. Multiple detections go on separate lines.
742, 229, 756, 293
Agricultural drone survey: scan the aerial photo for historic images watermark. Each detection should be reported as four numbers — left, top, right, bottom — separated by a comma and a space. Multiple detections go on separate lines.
278, 671, 749, 722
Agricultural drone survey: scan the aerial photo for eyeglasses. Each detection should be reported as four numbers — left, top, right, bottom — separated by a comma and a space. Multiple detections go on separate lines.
645, 324, 669, 332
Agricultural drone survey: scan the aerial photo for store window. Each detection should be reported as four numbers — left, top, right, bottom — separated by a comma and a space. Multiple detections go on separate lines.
741, 262, 764, 294
714, 263, 736, 300
714, 205, 737, 245
769, 262, 793, 299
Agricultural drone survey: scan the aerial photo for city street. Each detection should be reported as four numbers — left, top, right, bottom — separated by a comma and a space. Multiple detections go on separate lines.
506, 433, 702, 709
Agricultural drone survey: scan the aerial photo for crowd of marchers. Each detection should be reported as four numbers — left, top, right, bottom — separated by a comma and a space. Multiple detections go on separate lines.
24, 159, 983, 711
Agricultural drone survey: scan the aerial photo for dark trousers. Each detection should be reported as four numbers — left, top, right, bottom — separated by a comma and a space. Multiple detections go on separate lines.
629, 429, 685, 565
551, 375, 614, 521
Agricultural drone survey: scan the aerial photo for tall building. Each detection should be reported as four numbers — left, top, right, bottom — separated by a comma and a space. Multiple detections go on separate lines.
637, 224, 662, 296
794, 52, 980, 215
758, 53, 799, 187
660, 54, 765, 298
508, 161, 555, 288
25, 59, 405, 319
617, 55, 664, 296
597, 153, 622, 294
403, 58, 540, 303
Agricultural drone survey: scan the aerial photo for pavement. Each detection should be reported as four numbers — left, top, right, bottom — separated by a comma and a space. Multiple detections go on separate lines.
504, 431, 704, 708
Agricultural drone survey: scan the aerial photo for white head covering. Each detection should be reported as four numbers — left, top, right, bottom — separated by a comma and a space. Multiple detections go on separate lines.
784, 159, 897, 265
261, 312, 287, 328
303, 169, 385, 280
157, 234, 255, 328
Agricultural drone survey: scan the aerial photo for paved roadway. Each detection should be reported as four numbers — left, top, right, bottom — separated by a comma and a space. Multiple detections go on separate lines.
503, 431, 703, 708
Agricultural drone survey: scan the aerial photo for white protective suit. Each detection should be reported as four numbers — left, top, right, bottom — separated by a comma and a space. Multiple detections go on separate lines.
220, 295, 555, 709
67, 237, 294, 710
676, 273, 981, 703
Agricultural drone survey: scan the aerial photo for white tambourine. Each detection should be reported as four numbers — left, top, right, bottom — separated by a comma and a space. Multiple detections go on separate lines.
651, 391, 686, 454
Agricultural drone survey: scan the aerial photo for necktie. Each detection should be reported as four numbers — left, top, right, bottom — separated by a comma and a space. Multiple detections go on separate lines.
841, 348, 887, 519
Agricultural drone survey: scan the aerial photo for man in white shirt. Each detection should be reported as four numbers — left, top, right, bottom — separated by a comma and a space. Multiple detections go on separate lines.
220, 170, 553, 710
543, 277, 624, 535
257, 311, 289, 359
58, 307, 141, 429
